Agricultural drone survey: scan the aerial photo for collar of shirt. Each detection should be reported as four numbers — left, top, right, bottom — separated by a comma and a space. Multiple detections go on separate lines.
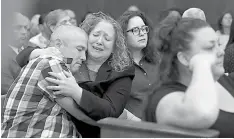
9, 45, 23, 54
39, 54, 72, 64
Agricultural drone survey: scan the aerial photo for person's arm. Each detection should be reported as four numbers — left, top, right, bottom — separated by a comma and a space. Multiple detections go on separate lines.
45, 66, 135, 121
156, 54, 219, 129
77, 76, 133, 121
37, 60, 96, 124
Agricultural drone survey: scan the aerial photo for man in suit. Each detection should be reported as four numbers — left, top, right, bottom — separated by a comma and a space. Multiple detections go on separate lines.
1, 12, 30, 95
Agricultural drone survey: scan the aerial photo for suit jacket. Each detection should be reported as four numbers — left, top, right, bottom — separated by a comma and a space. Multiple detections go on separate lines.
1, 46, 21, 95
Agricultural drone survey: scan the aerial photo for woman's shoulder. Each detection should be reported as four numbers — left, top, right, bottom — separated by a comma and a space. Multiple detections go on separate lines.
150, 82, 186, 104
111, 65, 135, 80
145, 81, 186, 122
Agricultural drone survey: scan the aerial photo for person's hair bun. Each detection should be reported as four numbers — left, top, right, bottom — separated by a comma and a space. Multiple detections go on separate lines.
155, 15, 180, 53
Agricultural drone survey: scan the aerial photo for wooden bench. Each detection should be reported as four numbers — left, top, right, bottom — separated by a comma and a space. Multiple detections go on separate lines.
97, 118, 220, 138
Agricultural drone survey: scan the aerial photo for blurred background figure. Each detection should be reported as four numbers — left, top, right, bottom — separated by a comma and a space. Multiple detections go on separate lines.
158, 7, 184, 22
216, 12, 233, 49
1, 12, 30, 95
29, 14, 48, 48
224, 18, 234, 73
182, 7, 206, 21
29, 9, 72, 48
127, 5, 140, 12
65, 9, 77, 26
29, 14, 41, 38
118, 10, 160, 120
80, 11, 92, 24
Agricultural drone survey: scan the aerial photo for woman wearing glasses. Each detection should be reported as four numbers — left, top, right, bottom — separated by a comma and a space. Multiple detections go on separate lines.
118, 10, 160, 120
15, 12, 135, 137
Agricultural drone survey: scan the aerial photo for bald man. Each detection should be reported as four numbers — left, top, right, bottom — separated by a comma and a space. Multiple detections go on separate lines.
2, 25, 88, 138
1, 12, 30, 95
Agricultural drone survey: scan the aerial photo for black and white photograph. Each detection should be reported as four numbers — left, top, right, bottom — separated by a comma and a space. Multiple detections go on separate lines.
1, 0, 234, 137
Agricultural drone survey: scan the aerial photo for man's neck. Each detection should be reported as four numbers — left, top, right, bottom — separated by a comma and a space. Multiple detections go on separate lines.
41, 32, 50, 41
222, 27, 230, 35
86, 57, 106, 72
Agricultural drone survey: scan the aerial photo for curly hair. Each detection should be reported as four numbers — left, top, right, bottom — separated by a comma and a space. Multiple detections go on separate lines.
117, 10, 160, 64
79, 11, 132, 72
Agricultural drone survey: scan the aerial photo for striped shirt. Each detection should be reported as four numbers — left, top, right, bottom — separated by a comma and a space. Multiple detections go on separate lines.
1, 55, 80, 138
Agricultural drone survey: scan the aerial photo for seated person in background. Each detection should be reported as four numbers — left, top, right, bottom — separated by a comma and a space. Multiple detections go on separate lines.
117, 10, 160, 120
127, 5, 140, 12
1, 12, 30, 95
29, 14, 41, 38
182, 8, 206, 21
29, 9, 73, 48
158, 7, 184, 22
216, 12, 233, 50
65, 9, 77, 26
145, 16, 234, 137
224, 18, 234, 73
1, 25, 88, 138
15, 11, 135, 137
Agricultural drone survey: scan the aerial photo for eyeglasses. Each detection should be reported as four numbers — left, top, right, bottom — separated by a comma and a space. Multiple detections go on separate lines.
126, 26, 149, 36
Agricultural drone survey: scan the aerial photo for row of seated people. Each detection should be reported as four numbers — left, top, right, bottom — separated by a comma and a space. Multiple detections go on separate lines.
1, 7, 234, 138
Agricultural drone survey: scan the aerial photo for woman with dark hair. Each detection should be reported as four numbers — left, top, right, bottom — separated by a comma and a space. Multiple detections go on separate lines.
224, 19, 234, 73
145, 16, 234, 137
216, 12, 233, 49
117, 10, 160, 120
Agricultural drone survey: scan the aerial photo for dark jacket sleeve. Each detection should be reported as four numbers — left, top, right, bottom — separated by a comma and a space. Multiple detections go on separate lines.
79, 67, 135, 121
1, 59, 21, 95
224, 44, 234, 73
16, 46, 39, 67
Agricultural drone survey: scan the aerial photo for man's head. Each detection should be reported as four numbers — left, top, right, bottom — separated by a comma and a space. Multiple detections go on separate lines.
50, 25, 88, 73
182, 8, 206, 21
12, 12, 30, 48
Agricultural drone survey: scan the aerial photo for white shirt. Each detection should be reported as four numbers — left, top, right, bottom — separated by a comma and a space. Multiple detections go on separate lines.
29, 33, 49, 48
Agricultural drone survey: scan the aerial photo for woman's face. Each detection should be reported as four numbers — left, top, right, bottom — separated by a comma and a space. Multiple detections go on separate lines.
222, 13, 232, 27
184, 27, 225, 77
87, 21, 115, 61
126, 16, 148, 50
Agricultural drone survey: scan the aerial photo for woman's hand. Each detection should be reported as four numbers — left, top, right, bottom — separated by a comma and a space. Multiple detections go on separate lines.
189, 52, 216, 71
45, 70, 82, 98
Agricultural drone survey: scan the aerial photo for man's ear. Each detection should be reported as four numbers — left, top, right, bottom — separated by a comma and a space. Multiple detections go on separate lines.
177, 51, 190, 66
54, 39, 63, 48
49, 25, 56, 32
